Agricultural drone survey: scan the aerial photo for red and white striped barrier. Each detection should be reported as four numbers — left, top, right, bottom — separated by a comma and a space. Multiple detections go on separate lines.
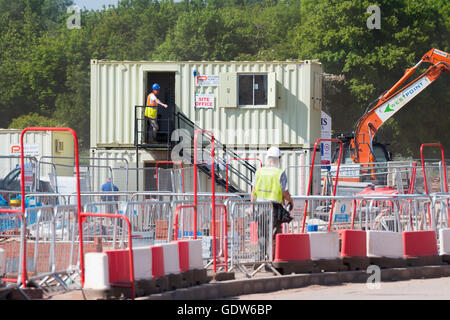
341, 230, 367, 258
403, 230, 438, 257
84, 240, 203, 292
151, 245, 165, 278
274, 234, 311, 262
367, 231, 403, 258
188, 239, 203, 269
309, 232, 340, 260
133, 247, 152, 280
159, 242, 180, 275
439, 229, 450, 255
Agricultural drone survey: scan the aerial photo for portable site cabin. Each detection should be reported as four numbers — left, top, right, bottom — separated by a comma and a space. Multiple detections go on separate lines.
89, 59, 324, 194
0, 129, 75, 192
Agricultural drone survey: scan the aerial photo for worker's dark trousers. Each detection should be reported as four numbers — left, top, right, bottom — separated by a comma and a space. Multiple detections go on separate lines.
145, 117, 159, 143
257, 203, 283, 261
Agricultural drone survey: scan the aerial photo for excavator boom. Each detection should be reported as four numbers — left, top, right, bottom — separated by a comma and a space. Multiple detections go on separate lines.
352, 48, 450, 164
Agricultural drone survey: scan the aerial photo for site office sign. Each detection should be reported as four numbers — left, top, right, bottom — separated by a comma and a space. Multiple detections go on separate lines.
195, 93, 215, 109
10, 144, 40, 187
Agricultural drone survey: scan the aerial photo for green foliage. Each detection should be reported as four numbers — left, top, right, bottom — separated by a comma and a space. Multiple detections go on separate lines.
0, 0, 448, 156
9, 112, 66, 129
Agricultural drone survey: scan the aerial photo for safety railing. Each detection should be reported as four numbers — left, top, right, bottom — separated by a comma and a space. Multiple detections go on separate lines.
287, 194, 434, 234
156, 161, 185, 193
421, 143, 450, 228
123, 201, 173, 246
302, 138, 343, 232
173, 202, 228, 273
0, 209, 26, 287
228, 200, 277, 278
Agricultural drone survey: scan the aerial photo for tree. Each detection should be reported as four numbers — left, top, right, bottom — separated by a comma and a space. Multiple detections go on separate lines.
9, 112, 66, 129
291, 0, 450, 157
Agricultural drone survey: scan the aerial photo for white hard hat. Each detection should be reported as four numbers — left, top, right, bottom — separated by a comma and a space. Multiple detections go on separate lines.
267, 146, 282, 158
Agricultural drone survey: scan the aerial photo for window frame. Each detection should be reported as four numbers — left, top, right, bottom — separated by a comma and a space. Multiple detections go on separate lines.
237, 73, 269, 108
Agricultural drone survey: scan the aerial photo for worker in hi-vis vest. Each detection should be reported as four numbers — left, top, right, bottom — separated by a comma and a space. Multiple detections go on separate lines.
145, 83, 168, 143
251, 146, 294, 259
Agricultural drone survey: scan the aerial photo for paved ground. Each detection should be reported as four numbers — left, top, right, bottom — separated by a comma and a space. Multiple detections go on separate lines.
231, 276, 450, 300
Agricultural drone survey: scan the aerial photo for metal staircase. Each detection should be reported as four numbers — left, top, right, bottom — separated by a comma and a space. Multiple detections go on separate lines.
133, 105, 258, 193
175, 112, 257, 193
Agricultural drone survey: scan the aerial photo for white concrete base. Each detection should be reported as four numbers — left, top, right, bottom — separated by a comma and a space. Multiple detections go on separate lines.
133, 246, 152, 280
0, 248, 5, 275
439, 228, 450, 255
160, 243, 180, 275
367, 231, 403, 258
84, 253, 110, 290
309, 232, 340, 259
188, 240, 203, 269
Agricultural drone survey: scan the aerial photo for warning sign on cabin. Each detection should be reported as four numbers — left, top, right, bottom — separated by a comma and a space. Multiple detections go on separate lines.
195, 94, 215, 109
196, 75, 219, 86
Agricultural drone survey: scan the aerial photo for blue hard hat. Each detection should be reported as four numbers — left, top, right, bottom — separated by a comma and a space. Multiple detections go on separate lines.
152, 83, 160, 90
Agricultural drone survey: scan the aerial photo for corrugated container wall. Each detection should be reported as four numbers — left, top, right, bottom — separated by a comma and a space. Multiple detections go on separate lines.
90, 60, 323, 149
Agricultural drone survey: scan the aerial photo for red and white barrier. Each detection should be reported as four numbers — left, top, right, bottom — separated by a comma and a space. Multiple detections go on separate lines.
439, 229, 450, 255
367, 231, 403, 258
159, 243, 180, 275
84, 252, 110, 290
133, 247, 152, 280
188, 239, 203, 269
178, 241, 190, 272
274, 234, 311, 262
151, 245, 165, 278
403, 230, 438, 257
309, 232, 339, 260
341, 230, 366, 258
83, 240, 204, 293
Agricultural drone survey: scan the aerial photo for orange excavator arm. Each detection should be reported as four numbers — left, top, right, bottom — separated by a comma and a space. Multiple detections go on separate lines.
351, 48, 450, 164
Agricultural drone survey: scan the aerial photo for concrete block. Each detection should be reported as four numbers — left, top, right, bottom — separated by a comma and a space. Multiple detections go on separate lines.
367, 231, 403, 258
342, 257, 370, 271
272, 260, 314, 275
369, 257, 407, 269
406, 256, 442, 267
133, 247, 152, 280
212, 272, 235, 282
309, 232, 340, 260
180, 270, 194, 287
84, 253, 110, 290
312, 258, 347, 272
135, 278, 159, 296
193, 269, 208, 285
167, 273, 184, 291
155, 277, 169, 292
441, 254, 450, 264
439, 229, 450, 255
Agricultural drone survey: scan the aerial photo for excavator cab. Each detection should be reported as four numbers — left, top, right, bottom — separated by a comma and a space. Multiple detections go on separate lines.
331, 140, 390, 164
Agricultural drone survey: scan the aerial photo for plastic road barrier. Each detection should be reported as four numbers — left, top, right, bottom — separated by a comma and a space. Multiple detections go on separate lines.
367, 231, 404, 258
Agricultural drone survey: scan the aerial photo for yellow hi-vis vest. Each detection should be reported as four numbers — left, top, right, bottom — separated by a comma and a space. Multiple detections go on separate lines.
145, 93, 158, 119
253, 166, 284, 203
